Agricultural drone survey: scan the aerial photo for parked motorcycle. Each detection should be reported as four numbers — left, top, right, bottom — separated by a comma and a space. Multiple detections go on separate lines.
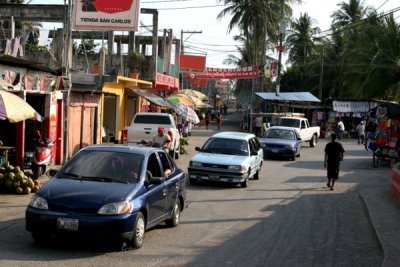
31, 130, 55, 180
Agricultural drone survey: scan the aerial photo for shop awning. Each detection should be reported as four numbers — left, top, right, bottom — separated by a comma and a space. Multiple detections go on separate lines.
256, 92, 321, 102
129, 89, 172, 107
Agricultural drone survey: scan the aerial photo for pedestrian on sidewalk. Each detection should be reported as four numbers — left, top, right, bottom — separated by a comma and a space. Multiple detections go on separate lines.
216, 113, 222, 130
324, 133, 345, 191
205, 112, 211, 130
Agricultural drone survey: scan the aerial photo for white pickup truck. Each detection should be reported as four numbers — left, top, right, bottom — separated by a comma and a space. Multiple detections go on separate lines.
275, 117, 320, 147
124, 112, 181, 159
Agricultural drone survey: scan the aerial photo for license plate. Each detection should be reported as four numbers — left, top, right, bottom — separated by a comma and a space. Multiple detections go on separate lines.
57, 218, 79, 231
271, 149, 279, 153
209, 175, 219, 181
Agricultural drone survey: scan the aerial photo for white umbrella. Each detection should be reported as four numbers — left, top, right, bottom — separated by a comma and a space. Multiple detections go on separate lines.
170, 102, 200, 124
0, 89, 43, 123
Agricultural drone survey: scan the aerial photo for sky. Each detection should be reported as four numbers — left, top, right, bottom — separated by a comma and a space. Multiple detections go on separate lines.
31, 0, 400, 69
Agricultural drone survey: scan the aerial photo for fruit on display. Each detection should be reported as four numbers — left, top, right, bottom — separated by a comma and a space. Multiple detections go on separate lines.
0, 161, 41, 194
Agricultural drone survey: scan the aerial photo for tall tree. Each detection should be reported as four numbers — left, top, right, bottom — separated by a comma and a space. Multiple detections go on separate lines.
285, 13, 320, 66
331, 0, 370, 28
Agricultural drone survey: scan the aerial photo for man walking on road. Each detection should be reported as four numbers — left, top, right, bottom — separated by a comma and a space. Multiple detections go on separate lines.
324, 133, 345, 191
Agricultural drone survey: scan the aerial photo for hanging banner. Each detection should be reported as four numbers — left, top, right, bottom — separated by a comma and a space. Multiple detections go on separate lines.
73, 0, 140, 31
185, 66, 259, 80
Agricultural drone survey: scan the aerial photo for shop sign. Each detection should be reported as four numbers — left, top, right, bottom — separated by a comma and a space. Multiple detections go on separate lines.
155, 72, 178, 89
185, 66, 259, 80
73, 0, 140, 31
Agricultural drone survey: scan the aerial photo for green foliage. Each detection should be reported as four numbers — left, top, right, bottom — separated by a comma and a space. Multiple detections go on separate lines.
128, 50, 147, 72
75, 38, 99, 56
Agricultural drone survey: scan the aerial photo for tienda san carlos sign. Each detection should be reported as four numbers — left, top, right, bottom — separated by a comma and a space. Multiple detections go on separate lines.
73, 0, 140, 31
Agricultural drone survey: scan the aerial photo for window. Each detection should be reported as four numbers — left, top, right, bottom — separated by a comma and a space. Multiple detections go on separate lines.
146, 153, 162, 178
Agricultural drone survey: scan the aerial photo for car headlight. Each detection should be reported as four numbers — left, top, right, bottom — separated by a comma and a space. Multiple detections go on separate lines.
228, 165, 248, 172
29, 195, 48, 210
190, 161, 203, 167
286, 144, 295, 150
98, 200, 133, 215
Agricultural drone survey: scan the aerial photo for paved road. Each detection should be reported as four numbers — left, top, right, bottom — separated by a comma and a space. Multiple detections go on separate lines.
0, 110, 399, 266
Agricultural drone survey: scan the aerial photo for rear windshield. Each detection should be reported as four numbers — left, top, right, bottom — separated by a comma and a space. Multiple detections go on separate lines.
276, 118, 300, 128
134, 115, 172, 125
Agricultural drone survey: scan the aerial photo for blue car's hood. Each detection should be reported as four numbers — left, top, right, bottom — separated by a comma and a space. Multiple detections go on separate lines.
259, 138, 297, 145
191, 152, 250, 165
38, 178, 139, 208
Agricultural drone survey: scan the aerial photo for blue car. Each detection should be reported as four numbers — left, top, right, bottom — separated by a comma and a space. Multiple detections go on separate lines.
259, 126, 302, 160
25, 144, 187, 250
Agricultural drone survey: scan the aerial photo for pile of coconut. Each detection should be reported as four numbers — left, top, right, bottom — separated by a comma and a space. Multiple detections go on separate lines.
0, 161, 41, 194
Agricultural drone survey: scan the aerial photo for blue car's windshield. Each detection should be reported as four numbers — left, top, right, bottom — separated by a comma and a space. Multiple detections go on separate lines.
201, 138, 249, 156
58, 150, 143, 184
265, 129, 296, 140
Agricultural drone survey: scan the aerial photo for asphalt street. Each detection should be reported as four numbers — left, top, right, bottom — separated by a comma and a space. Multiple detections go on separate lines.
179, 110, 400, 267
1, 109, 400, 266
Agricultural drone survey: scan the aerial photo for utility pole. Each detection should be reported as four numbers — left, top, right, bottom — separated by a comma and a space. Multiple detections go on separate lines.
276, 0, 285, 97
180, 30, 202, 54
180, 30, 202, 89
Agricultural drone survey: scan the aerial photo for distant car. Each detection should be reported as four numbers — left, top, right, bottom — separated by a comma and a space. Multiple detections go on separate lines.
188, 132, 263, 187
259, 126, 302, 160
25, 144, 187, 250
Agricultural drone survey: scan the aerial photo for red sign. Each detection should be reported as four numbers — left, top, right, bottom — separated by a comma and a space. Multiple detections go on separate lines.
93, 0, 133, 14
179, 55, 206, 72
155, 72, 179, 90
185, 66, 259, 80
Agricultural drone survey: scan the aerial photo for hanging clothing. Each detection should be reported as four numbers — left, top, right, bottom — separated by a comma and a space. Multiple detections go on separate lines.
4, 38, 12, 55
38, 29, 49, 46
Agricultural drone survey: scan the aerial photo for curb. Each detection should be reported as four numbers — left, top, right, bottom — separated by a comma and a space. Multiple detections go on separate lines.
358, 194, 385, 266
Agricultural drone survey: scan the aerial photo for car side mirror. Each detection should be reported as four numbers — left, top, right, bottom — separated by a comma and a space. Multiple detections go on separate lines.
149, 177, 164, 184
251, 151, 258, 156
195, 146, 201, 151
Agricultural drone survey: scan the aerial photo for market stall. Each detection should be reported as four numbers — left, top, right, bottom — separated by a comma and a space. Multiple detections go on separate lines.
366, 102, 400, 167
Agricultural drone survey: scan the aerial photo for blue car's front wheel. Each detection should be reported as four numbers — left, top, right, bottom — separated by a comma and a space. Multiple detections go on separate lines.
132, 212, 145, 249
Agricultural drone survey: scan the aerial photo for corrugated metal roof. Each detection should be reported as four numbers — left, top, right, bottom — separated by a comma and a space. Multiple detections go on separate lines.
129, 89, 172, 107
255, 92, 321, 102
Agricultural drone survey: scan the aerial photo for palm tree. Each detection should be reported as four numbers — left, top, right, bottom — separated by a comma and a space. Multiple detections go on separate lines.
345, 13, 400, 100
285, 13, 320, 66
331, 0, 371, 28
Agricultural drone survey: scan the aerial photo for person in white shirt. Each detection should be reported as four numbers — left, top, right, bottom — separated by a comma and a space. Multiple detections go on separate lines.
355, 120, 366, 144
255, 116, 263, 137
336, 118, 345, 140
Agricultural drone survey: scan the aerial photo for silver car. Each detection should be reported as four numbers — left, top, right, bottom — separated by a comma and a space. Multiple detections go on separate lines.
188, 132, 263, 187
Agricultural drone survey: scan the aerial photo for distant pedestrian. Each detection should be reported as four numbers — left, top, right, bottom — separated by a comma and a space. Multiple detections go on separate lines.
255, 116, 263, 137
216, 113, 222, 130
355, 120, 366, 144
336, 118, 345, 139
205, 113, 211, 130
324, 133, 345, 191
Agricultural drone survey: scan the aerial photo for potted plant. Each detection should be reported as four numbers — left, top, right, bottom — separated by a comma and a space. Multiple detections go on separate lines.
128, 50, 147, 78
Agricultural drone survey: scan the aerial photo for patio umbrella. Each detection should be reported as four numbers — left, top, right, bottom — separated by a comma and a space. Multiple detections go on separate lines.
167, 95, 194, 108
173, 93, 207, 109
170, 102, 200, 124
0, 89, 43, 123
175, 89, 208, 101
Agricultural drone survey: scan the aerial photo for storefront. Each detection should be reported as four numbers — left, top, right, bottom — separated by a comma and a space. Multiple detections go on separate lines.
101, 75, 153, 143
0, 56, 62, 169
